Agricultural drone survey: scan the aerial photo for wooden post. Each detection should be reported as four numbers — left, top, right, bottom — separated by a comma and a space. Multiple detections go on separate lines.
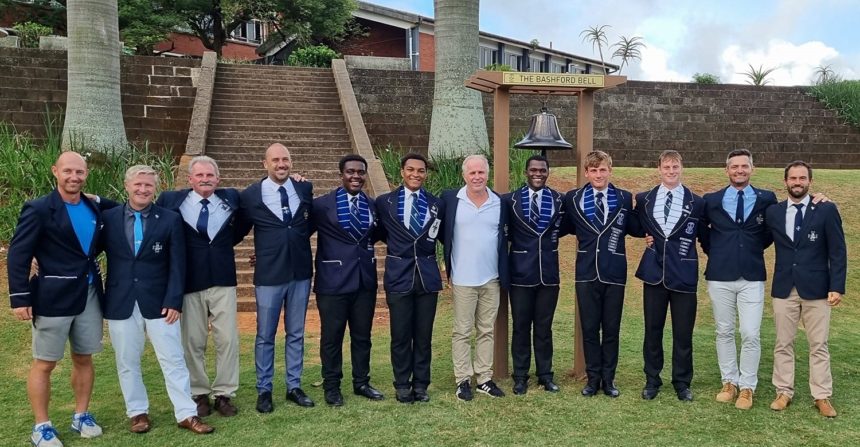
570, 90, 595, 380
492, 87, 510, 379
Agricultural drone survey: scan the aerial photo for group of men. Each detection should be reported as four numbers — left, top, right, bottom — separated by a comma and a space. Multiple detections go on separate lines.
7, 144, 846, 447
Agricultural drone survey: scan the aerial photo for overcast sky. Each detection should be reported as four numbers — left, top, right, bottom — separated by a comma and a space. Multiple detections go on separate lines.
370, 0, 860, 85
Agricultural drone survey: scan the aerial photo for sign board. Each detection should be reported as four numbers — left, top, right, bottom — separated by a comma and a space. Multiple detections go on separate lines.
501, 72, 605, 88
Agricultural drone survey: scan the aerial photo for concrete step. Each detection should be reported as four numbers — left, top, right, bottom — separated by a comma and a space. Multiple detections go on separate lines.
206, 127, 349, 138
210, 97, 341, 107
219, 178, 345, 190
213, 81, 339, 93
206, 133, 350, 142
214, 160, 341, 170
208, 117, 346, 128
207, 150, 349, 161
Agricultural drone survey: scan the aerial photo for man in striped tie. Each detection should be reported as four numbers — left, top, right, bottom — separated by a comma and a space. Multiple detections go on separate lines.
563, 151, 643, 398
311, 154, 383, 406
633, 150, 707, 402
374, 153, 444, 403
503, 155, 568, 395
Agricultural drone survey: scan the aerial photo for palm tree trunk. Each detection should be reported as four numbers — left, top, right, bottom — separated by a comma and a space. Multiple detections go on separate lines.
428, 0, 489, 158
63, 0, 128, 152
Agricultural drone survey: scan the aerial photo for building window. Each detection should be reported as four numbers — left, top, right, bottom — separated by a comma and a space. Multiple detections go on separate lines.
568, 62, 586, 74
479, 46, 497, 68
505, 53, 522, 71
231, 20, 264, 44
550, 62, 566, 73
529, 57, 546, 72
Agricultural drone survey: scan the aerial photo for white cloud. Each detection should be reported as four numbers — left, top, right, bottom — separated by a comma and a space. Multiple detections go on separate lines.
634, 45, 686, 82
720, 39, 840, 85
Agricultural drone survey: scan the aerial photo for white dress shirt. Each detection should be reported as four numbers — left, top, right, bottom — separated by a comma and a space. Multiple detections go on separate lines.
179, 190, 232, 240
785, 195, 811, 241
653, 184, 684, 235
262, 177, 300, 221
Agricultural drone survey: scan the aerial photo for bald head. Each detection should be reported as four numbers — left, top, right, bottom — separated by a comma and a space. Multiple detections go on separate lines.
263, 143, 293, 184
52, 151, 88, 202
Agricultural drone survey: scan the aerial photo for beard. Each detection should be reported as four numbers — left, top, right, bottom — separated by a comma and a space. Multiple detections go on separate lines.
787, 185, 809, 199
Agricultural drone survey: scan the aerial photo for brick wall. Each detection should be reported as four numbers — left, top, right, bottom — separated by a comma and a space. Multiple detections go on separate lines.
0, 47, 199, 156
349, 69, 860, 168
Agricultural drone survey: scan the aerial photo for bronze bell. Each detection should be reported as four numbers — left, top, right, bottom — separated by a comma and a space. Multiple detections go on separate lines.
514, 107, 572, 156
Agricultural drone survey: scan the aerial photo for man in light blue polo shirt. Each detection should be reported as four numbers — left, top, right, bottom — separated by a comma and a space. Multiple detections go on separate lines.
440, 154, 510, 401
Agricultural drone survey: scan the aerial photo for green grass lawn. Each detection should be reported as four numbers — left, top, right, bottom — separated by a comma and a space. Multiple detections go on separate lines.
2, 167, 859, 446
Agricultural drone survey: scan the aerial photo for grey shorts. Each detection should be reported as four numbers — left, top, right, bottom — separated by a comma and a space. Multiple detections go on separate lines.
32, 286, 104, 361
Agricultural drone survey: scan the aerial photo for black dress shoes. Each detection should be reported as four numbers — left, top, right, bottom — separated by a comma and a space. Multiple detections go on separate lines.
512, 378, 528, 395
603, 382, 620, 398
287, 388, 315, 407
395, 388, 414, 404
676, 388, 693, 402
413, 388, 430, 403
581, 384, 599, 397
641, 387, 659, 400
325, 389, 344, 407
256, 391, 273, 413
354, 384, 385, 401
538, 379, 560, 393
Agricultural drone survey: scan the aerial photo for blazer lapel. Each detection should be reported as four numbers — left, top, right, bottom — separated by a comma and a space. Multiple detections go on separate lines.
573, 188, 600, 234
50, 191, 87, 256
387, 187, 414, 239
667, 187, 694, 236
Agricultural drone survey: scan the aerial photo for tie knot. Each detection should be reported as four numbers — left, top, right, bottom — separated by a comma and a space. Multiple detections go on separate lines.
411, 192, 418, 200
134, 211, 141, 218
532, 192, 539, 200
278, 186, 286, 193
666, 191, 672, 199
200, 198, 209, 206
737, 190, 744, 197
596, 192, 604, 200
351, 196, 358, 205
794, 203, 804, 210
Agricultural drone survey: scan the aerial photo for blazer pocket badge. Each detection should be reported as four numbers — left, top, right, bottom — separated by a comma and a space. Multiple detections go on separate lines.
756, 214, 764, 225
428, 219, 440, 239
808, 230, 818, 242
152, 242, 163, 254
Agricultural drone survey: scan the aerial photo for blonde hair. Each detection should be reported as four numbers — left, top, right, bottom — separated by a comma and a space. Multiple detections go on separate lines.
584, 151, 612, 169
461, 154, 489, 173
124, 165, 159, 184
658, 150, 683, 166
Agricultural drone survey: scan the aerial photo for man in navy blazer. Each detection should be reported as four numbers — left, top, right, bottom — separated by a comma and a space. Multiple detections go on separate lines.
155, 155, 251, 417
563, 150, 643, 398
634, 150, 707, 402
312, 154, 384, 406
441, 154, 510, 401
375, 153, 444, 403
701, 148, 777, 410
503, 155, 567, 395
7, 152, 109, 445
239, 143, 315, 412
765, 161, 845, 418
101, 165, 213, 435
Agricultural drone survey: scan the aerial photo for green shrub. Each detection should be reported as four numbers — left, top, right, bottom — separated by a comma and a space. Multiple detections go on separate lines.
484, 63, 513, 72
692, 72, 720, 84
12, 21, 53, 48
0, 119, 176, 242
809, 80, 860, 129
287, 45, 341, 68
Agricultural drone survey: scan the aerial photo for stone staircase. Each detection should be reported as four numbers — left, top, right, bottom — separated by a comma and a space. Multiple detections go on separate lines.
203, 63, 385, 310
0, 47, 198, 156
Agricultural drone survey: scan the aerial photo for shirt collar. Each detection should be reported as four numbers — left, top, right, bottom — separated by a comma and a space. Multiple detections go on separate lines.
659, 184, 683, 196
528, 187, 544, 197
125, 203, 152, 218
790, 195, 811, 207
263, 177, 290, 193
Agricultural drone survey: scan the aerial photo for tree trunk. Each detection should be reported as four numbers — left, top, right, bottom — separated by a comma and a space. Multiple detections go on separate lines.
428, 0, 488, 158
63, 0, 128, 153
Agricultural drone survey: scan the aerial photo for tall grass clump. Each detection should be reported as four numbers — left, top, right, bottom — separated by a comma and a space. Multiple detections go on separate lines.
809, 80, 860, 129
375, 143, 539, 196
0, 121, 176, 242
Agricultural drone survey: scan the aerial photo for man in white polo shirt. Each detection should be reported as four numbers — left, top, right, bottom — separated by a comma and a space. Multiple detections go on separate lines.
440, 154, 510, 401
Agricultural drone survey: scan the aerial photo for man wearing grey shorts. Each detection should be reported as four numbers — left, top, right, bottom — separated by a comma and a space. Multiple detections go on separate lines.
7, 151, 111, 447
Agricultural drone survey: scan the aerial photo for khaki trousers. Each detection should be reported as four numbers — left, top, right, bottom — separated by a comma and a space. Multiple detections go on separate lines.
772, 289, 833, 400
181, 286, 240, 397
451, 279, 500, 385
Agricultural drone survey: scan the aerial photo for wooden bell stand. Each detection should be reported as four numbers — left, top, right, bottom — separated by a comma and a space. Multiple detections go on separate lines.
464, 70, 627, 380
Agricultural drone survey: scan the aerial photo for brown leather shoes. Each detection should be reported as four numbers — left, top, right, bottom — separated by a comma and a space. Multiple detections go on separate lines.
130, 413, 151, 433
815, 398, 837, 418
193, 394, 211, 417
735, 388, 754, 410
715, 382, 738, 403
214, 395, 238, 417
178, 416, 214, 434
770, 393, 791, 411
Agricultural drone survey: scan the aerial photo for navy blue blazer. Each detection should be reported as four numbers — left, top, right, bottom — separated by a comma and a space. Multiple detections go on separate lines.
701, 186, 776, 282
766, 200, 846, 299
7, 190, 107, 317
440, 188, 510, 290
101, 204, 186, 320
503, 186, 568, 287
375, 186, 444, 294
634, 186, 707, 293
156, 188, 251, 293
239, 178, 313, 286
563, 185, 643, 285
311, 189, 379, 295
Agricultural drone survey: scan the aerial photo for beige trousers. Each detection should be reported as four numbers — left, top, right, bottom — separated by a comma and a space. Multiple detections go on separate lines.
451, 279, 500, 385
772, 289, 833, 400
181, 286, 240, 397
